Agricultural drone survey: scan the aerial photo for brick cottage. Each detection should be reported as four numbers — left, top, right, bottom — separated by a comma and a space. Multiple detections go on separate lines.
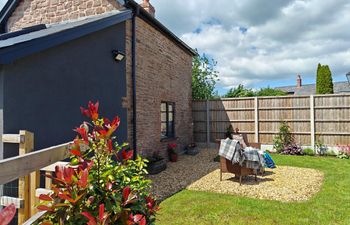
0, 0, 196, 163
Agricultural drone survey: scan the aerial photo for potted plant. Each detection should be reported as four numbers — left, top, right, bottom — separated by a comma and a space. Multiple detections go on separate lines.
168, 143, 178, 162
146, 150, 167, 175
185, 143, 199, 155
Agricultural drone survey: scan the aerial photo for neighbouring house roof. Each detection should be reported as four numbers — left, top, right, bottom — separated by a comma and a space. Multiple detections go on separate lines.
0, 10, 132, 64
275, 81, 350, 95
0, 0, 197, 60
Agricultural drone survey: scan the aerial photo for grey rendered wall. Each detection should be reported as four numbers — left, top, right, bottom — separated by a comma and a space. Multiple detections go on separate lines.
2, 22, 127, 157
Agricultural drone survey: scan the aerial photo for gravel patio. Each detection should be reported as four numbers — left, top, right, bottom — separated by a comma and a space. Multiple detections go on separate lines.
148, 148, 324, 202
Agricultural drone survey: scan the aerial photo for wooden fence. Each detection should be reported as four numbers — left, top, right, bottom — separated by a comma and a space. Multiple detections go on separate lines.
193, 94, 350, 147
0, 130, 70, 225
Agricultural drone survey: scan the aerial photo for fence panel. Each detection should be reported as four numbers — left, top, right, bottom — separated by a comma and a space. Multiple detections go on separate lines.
193, 94, 350, 146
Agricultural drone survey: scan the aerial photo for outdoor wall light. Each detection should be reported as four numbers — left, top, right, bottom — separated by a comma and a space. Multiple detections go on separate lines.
347, 72, 350, 85
112, 50, 125, 62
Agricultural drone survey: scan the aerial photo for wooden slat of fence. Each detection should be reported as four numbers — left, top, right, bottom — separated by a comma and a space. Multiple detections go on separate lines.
0, 142, 70, 185
193, 93, 350, 146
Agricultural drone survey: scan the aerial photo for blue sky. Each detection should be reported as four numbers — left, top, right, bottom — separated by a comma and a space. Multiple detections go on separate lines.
1, 0, 350, 95
151, 0, 350, 95
0, 0, 5, 10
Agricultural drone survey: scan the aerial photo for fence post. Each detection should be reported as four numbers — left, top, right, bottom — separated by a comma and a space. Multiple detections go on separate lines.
206, 100, 210, 148
310, 95, 315, 151
18, 130, 34, 224
254, 97, 259, 143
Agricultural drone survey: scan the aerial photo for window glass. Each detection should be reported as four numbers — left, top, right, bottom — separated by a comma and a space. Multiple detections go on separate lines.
161, 102, 175, 138
161, 103, 167, 111
161, 112, 167, 122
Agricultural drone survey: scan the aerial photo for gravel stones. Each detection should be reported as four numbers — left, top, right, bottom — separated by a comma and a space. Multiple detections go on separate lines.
148, 148, 324, 202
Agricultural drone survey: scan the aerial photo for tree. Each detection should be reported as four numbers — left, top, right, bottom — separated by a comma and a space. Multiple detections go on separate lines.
223, 85, 287, 98
316, 63, 334, 94
192, 52, 219, 100
256, 87, 287, 96
224, 84, 255, 98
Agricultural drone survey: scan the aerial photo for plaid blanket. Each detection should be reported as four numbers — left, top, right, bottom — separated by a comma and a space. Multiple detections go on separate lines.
219, 139, 265, 172
242, 147, 265, 171
219, 138, 242, 164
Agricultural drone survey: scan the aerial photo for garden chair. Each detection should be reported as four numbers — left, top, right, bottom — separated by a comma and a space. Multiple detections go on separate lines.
216, 133, 262, 185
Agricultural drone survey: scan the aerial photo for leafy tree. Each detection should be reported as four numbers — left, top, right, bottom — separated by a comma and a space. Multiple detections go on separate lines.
223, 85, 287, 98
224, 84, 255, 98
256, 87, 287, 96
192, 52, 219, 100
316, 63, 334, 94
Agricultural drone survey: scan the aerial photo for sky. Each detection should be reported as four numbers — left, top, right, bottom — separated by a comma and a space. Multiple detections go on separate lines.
150, 0, 350, 94
1, 0, 350, 95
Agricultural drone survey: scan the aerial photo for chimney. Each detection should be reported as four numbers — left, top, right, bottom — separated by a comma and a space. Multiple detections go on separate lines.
296, 74, 302, 88
140, 0, 156, 17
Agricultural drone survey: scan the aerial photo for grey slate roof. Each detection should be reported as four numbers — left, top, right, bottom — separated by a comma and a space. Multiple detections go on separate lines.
0, 10, 129, 49
0, 10, 132, 64
276, 81, 350, 95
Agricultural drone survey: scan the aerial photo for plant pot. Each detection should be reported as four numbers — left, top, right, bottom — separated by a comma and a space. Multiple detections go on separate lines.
186, 147, 199, 156
147, 159, 167, 175
169, 153, 178, 162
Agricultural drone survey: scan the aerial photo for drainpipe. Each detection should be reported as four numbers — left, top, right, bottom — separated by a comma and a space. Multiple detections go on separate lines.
131, 6, 139, 159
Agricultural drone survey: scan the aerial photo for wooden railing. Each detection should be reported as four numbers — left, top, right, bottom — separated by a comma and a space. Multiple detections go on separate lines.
0, 130, 70, 224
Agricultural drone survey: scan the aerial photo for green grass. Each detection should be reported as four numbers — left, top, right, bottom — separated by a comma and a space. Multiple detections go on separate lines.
156, 155, 350, 225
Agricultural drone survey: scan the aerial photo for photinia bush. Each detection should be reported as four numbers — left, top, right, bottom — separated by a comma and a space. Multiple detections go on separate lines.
0, 204, 16, 225
35, 101, 158, 225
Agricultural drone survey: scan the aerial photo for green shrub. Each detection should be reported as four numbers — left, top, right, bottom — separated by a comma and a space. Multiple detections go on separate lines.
316, 63, 334, 94
256, 87, 287, 97
303, 148, 315, 156
273, 122, 293, 153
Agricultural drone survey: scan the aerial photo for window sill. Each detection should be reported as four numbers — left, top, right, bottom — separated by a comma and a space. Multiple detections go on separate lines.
160, 137, 178, 142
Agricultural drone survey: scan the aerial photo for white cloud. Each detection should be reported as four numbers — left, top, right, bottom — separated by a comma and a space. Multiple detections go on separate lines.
0, 0, 7, 11
150, 0, 350, 90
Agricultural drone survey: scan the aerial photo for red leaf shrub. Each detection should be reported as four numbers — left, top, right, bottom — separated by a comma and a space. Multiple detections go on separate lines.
35, 101, 158, 224
0, 204, 16, 225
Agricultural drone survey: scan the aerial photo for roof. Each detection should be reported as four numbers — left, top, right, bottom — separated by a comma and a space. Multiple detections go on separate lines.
0, 10, 132, 64
0, 0, 197, 59
124, 0, 197, 56
276, 81, 350, 95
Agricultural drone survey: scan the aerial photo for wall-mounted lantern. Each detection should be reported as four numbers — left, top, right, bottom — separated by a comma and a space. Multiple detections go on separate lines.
112, 50, 125, 62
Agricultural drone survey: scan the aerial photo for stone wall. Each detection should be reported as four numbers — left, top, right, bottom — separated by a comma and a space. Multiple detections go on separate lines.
6, 0, 122, 32
125, 18, 193, 159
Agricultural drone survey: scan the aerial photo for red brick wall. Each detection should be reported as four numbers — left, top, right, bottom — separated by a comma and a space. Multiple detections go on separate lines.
6, 0, 122, 32
125, 18, 193, 159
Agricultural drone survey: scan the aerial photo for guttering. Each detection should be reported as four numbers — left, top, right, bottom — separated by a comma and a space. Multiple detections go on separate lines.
131, 5, 139, 159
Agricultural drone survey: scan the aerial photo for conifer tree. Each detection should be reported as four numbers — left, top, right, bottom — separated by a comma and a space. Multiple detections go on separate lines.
316, 63, 334, 94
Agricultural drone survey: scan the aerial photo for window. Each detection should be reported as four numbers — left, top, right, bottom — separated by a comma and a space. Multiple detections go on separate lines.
161, 102, 175, 139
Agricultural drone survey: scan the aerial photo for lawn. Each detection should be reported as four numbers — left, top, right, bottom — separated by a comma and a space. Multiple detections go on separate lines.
156, 155, 350, 225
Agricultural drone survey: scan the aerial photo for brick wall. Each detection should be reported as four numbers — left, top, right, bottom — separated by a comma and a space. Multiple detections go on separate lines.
125, 18, 193, 159
6, 0, 123, 32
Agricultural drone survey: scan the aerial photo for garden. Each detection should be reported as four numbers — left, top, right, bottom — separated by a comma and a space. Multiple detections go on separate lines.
1, 104, 350, 225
